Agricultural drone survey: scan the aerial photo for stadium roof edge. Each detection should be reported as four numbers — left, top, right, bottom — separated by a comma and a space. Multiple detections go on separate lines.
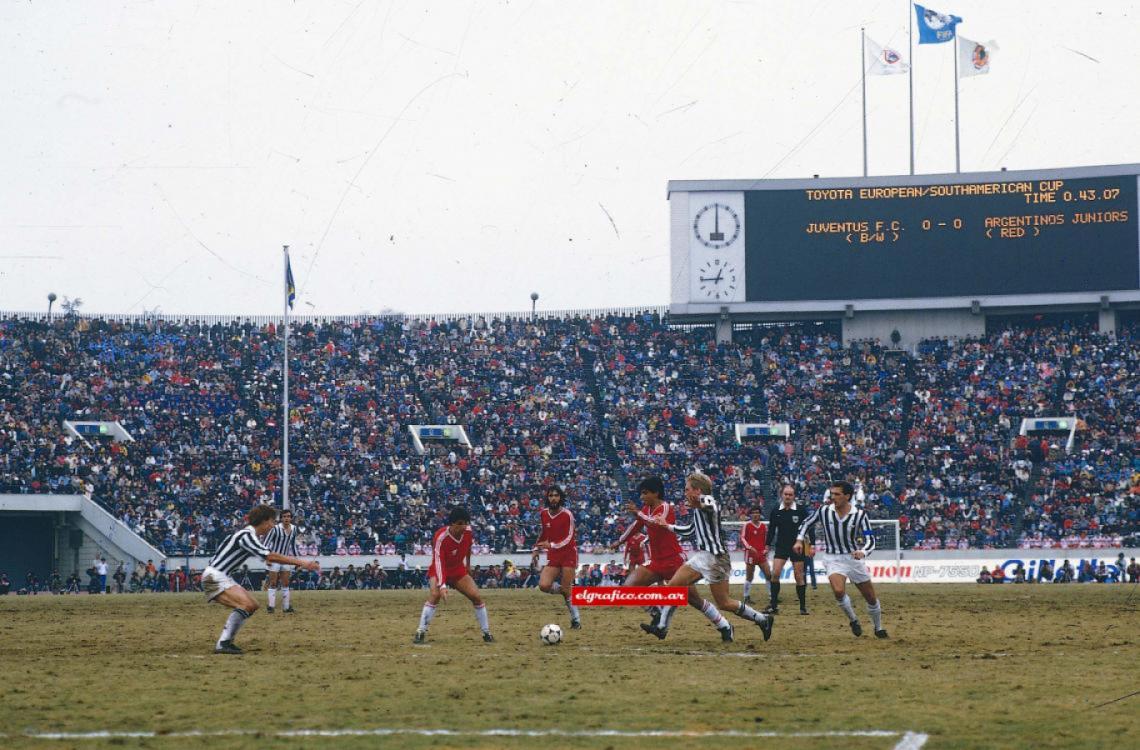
666, 162, 1140, 196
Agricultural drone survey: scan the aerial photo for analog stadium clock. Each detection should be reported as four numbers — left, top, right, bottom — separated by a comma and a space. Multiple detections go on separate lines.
692, 202, 741, 249
697, 258, 738, 300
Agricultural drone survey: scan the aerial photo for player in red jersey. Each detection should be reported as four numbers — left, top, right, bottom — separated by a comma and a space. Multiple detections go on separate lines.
740, 506, 771, 605
414, 507, 494, 644
531, 485, 582, 629
622, 529, 648, 579
609, 476, 735, 642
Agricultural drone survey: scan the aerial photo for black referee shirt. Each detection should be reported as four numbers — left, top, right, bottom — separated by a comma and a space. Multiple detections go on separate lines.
766, 503, 808, 553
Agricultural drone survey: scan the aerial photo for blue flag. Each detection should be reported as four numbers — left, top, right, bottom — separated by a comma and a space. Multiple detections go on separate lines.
914, 4, 962, 44
285, 254, 296, 309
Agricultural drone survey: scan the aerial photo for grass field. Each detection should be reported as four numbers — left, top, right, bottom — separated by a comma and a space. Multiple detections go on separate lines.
1, 584, 1137, 750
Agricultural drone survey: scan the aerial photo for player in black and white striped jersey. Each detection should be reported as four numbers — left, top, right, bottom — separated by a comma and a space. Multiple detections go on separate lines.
265, 509, 300, 614
794, 480, 888, 639
202, 504, 319, 654
642, 472, 774, 643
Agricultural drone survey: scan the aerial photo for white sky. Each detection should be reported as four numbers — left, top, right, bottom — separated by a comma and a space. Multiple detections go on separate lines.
3, 1, 1138, 316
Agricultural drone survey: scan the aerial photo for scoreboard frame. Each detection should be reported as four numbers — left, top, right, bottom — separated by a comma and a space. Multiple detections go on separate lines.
668, 163, 1140, 316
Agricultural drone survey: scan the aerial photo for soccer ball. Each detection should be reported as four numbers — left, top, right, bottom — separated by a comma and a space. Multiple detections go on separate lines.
540, 623, 563, 645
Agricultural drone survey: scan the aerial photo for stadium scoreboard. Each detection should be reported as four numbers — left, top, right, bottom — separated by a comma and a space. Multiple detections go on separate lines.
668, 165, 1140, 309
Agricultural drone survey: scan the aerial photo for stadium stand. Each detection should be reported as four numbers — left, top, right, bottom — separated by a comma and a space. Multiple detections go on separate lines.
1, 312, 1136, 556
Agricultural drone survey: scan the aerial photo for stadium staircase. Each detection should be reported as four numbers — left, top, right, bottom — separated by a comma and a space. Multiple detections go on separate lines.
890, 350, 918, 507
748, 343, 782, 515
580, 349, 632, 494
402, 357, 443, 423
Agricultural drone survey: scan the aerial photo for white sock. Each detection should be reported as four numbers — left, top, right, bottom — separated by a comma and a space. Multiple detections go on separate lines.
267, 588, 276, 608
218, 608, 250, 646
701, 600, 730, 629
743, 580, 752, 598
282, 588, 291, 609
734, 602, 769, 625
549, 582, 562, 595
837, 594, 858, 622
474, 603, 490, 633
868, 601, 882, 630
564, 597, 580, 622
658, 605, 677, 630
418, 602, 436, 632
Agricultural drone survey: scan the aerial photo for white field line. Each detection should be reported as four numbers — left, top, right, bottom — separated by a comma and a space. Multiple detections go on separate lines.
4, 728, 927, 745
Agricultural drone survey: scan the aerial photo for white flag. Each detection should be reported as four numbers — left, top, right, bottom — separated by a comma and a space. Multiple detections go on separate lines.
959, 37, 997, 77
865, 36, 909, 75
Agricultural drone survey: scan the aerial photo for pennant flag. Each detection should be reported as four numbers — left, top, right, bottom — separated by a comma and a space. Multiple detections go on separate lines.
865, 36, 910, 75
285, 253, 296, 309
914, 4, 962, 44
959, 37, 997, 77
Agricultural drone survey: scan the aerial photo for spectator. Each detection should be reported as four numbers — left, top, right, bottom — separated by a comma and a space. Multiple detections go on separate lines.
977, 566, 992, 584
990, 566, 1006, 584
0, 573, 9, 595
93, 557, 108, 594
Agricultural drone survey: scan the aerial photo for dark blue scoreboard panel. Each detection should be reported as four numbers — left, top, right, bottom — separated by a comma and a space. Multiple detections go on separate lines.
744, 174, 1138, 301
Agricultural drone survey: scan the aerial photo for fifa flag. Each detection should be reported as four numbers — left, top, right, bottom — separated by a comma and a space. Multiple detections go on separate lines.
914, 4, 962, 44
285, 253, 296, 309
865, 36, 909, 75
959, 37, 996, 77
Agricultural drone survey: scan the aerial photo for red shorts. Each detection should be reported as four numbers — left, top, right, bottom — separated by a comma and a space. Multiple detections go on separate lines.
745, 550, 767, 566
545, 548, 578, 569
645, 554, 686, 581
430, 568, 468, 587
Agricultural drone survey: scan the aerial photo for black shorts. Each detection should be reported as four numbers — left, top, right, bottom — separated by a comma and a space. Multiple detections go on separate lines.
774, 549, 808, 564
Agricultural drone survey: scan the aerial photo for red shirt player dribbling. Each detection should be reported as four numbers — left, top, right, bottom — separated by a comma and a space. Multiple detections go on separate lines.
740, 507, 771, 605
531, 485, 582, 629
609, 476, 735, 642
414, 506, 494, 644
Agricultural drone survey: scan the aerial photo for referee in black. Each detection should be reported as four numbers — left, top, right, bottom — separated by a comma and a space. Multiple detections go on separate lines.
765, 484, 810, 615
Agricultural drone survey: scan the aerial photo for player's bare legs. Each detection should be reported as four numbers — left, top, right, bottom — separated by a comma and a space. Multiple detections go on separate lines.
266, 569, 279, 612
828, 572, 863, 636
743, 558, 772, 604
279, 570, 294, 613
213, 585, 259, 653
417, 574, 493, 643
538, 564, 581, 627
647, 565, 771, 642
452, 574, 493, 641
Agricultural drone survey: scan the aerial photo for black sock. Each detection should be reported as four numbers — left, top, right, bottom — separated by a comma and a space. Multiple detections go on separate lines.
769, 581, 781, 606
796, 584, 807, 608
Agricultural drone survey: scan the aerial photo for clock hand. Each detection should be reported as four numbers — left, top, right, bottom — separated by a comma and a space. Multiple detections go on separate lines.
714, 267, 724, 283
714, 205, 720, 233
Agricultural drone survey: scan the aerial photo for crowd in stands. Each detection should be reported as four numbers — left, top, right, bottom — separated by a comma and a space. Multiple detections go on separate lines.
1, 311, 1137, 558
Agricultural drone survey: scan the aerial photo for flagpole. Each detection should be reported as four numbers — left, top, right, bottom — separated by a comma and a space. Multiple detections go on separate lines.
861, 28, 868, 177
953, 35, 961, 173
282, 245, 290, 512
908, 1, 915, 174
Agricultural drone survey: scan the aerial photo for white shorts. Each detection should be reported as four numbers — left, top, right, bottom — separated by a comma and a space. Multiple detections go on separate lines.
687, 551, 733, 584
201, 566, 238, 603
267, 563, 293, 573
819, 553, 872, 584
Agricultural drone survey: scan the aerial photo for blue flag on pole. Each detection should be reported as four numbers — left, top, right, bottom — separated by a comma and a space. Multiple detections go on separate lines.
285, 254, 296, 309
914, 4, 962, 44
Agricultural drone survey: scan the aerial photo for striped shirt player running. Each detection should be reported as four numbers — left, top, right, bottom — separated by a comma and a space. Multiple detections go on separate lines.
530, 485, 582, 629
794, 480, 888, 639
608, 476, 735, 643
642, 472, 774, 643
264, 508, 300, 614
202, 504, 319, 654
414, 506, 494, 644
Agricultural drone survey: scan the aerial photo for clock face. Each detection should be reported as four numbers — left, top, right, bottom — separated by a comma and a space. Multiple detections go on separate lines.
697, 259, 738, 300
692, 203, 741, 249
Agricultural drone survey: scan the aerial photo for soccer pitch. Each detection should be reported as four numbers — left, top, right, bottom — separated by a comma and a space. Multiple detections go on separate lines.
1, 585, 1136, 749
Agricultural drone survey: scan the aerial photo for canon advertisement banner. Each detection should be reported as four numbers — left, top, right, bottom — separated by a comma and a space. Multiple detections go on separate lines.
727, 555, 1128, 584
